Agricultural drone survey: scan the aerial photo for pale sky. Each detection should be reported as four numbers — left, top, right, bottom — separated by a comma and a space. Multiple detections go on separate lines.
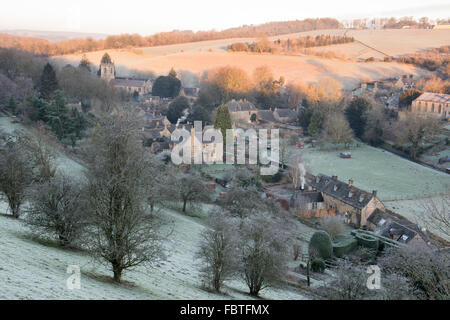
1, 0, 449, 35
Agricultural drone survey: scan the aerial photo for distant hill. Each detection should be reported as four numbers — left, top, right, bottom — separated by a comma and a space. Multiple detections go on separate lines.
0, 18, 342, 56
0, 29, 108, 42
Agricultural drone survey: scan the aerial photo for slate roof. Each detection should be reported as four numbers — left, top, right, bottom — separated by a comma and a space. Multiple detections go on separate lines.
367, 208, 431, 245
290, 191, 324, 207
276, 108, 297, 119
226, 99, 257, 112
257, 110, 276, 122
114, 77, 148, 88
414, 92, 450, 104
309, 174, 374, 209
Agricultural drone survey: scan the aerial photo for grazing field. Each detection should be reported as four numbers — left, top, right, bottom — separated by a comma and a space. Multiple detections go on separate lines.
347, 29, 450, 56
291, 143, 449, 240
292, 144, 449, 201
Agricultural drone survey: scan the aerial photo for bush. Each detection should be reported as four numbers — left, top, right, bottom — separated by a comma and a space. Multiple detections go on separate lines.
309, 231, 333, 259
311, 258, 326, 273
320, 215, 345, 239
25, 174, 87, 246
261, 170, 283, 183
355, 233, 379, 251
333, 237, 358, 258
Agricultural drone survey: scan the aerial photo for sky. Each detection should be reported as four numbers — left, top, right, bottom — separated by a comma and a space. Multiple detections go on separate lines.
0, 0, 449, 35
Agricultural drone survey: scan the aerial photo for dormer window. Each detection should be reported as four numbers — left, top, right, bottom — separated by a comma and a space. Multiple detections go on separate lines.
378, 218, 386, 226
333, 185, 338, 191
359, 195, 364, 202
348, 191, 353, 198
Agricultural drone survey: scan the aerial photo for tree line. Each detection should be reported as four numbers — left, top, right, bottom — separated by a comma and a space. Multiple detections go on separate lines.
227, 35, 354, 54
0, 18, 341, 56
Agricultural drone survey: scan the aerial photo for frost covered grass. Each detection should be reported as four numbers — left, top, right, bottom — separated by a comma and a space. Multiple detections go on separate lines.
295, 144, 449, 201
0, 207, 311, 300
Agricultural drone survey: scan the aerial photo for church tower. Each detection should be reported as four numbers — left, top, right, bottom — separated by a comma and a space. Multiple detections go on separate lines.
100, 53, 115, 82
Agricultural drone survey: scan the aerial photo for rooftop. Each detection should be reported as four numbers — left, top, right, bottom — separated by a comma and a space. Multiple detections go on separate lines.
414, 92, 450, 104
309, 174, 375, 209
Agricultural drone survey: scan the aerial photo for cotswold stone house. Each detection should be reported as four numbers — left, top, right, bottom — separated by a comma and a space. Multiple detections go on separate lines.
367, 208, 430, 247
289, 173, 433, 247
411, 92, 450, 119
226, 99, 258, 124
273, 108, 297, 123
309, 174, 386, 228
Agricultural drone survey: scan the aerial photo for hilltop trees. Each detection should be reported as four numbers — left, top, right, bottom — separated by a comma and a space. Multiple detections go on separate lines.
84, 112, 164, 282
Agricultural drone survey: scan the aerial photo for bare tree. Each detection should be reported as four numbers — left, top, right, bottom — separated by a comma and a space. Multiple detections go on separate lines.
379, 246, 449, 300
395, 113, 441, 159
19, 127, 58, 182
417, 189, 450, 241
320, 215, 345, 240
173, 171, 212, 213
25, 174, 87, 247
84, 112, 164, 282
219, 185, 264, 219
323, 114, 353, 150
0, 137, 34, 218
239, 216, 289, 296
318, 259, 371, 300
196, 212, 239, 292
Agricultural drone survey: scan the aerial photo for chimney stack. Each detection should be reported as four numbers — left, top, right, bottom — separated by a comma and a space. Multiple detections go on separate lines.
372, 190, 377, 197
332, 174, 338, 180
349, 178, 354, 187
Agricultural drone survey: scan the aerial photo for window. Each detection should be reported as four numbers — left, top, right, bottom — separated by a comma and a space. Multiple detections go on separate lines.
378, 218, 386, 226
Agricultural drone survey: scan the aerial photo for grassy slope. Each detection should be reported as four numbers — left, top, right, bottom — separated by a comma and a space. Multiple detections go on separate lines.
0, 116, 311, 300
0, 208, 310, 300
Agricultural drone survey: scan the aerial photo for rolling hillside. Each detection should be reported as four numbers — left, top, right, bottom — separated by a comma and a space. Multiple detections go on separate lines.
55, 28, 450, 89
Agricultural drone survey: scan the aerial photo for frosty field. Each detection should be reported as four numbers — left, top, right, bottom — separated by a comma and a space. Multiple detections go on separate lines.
294, 144, 449, 201
0, 206, 313, 300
